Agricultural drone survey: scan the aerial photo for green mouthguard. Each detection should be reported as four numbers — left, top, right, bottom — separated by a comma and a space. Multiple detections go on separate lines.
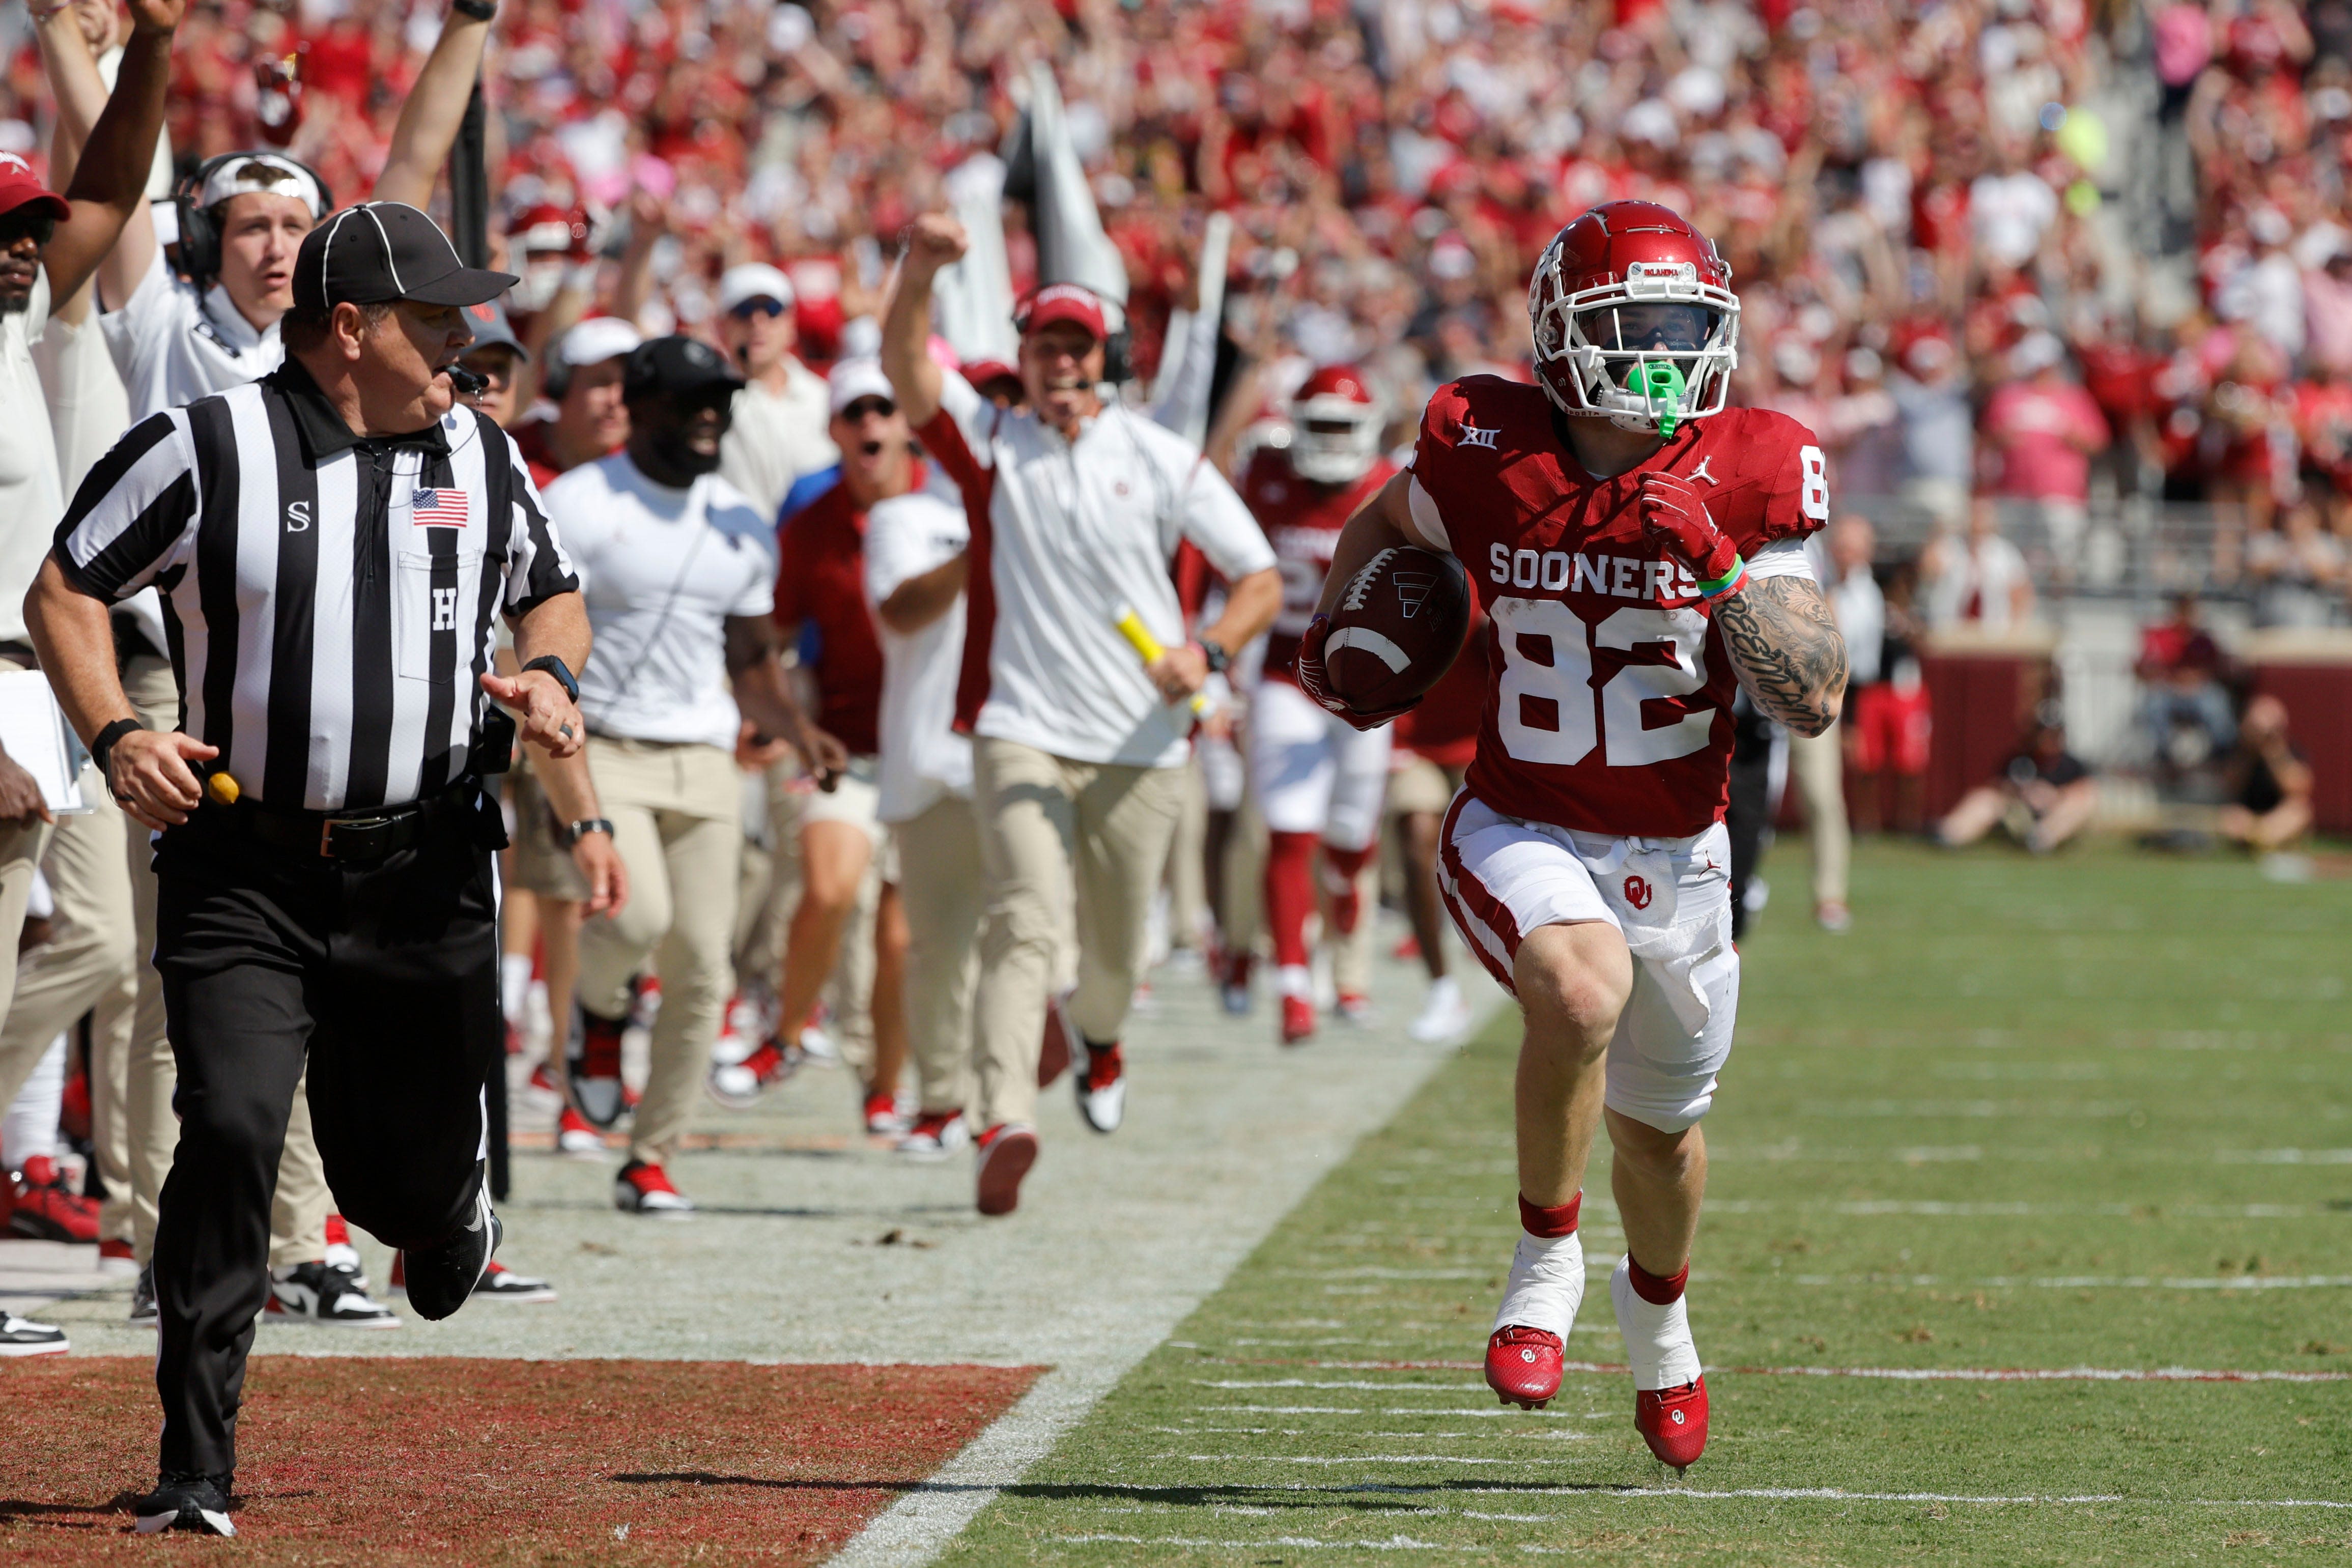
1639, 360, 1687, 436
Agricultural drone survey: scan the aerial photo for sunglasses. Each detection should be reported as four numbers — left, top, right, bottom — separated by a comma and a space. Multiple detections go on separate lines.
729, 297, 789, 320
838, 395, 896, 421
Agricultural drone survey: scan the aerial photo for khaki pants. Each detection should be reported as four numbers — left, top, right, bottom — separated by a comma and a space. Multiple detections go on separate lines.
1788, 721, 1849, 908
970, 738, 1188, 1131
0, 649, 61, 1118
894, 793, 986, 1117
87, 655, 330, 1266
577, 736, 741, 1166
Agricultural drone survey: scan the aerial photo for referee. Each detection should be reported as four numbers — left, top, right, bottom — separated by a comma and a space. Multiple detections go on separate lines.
25, 201, 615, 1538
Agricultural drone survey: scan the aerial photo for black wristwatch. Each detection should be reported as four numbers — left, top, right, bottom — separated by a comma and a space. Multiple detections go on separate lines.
562, 817, 613, 848
522, 654, 580, 701
90, 717, 143, 778
1198, 637, 1230, 676
450, 0, 496, 20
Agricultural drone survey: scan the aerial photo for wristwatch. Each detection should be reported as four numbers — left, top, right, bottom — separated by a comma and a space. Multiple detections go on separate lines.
562, 817, 614, 848
1198, 637, 1230, 676
522, 654, 580, 701
450, 0, 496, 20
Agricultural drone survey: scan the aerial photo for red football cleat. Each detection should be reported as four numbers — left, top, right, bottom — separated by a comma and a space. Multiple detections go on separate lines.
1484, 1325, 1564, 1409
1635, 1377, 1709, 1470
1279, 994, 1316, 1046
1037, 995, 1075, 1089
975, 1124, 1038, 1217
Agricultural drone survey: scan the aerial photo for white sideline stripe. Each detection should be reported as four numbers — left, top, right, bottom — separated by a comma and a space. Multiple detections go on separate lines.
1204, 1363, 2352, 1385
1186, 1453, 1523, 1466
2218, 1149, 2352, 1164
1791, 1274, 2352, 1291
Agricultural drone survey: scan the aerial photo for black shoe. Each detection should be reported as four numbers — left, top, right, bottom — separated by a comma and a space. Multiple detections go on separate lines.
403, 1181, 500, 1321
0, 1309, 68, 1356
133, 1472, 235, 1536
263, 1261, 399, 1328
129, 1264, 156, 1327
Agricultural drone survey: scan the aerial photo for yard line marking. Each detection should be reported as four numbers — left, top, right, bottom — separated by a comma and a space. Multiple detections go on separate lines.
1790, 1274, 2352, 1291
1185, 1453, 1527, 1466
1234, 1360, 2352, 1384
1704, 1200, 2339, 1219
2217, 1149, 2352, 1164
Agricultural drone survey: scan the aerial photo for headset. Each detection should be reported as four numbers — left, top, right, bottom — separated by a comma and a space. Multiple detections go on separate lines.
172, 151, 334, 283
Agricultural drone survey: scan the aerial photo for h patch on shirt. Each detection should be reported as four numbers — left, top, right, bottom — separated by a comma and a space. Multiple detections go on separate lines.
411, 487, 470, 527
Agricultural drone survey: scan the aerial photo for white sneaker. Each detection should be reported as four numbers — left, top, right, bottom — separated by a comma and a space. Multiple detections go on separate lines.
1609, 1254, 1702, 1391
1409, 976, 1472, 1043
896, 1111, 971, 1161
0, 1310, 68, 1356
797, 1023, 841, 1067
1074, 1044, 1125, 1133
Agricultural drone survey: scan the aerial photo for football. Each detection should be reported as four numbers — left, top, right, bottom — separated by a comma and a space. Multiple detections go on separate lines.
1323, 546, 1473, 712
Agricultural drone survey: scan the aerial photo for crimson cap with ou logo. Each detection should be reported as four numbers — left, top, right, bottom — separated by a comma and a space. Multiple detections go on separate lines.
1014, 282, 1108, 342
0, 153, 69, 227
296, 202, 518, 312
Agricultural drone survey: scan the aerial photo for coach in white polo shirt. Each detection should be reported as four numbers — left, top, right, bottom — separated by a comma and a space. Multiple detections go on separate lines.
546, 335, 838, 1217
884, 215, 1279, 1217
715, 262, 836, 519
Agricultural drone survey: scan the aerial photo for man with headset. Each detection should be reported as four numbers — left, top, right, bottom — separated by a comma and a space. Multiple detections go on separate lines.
40, 0, 512, 1328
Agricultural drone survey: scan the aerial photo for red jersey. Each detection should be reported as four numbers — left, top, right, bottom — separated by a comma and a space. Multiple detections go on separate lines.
773, 476, 896, 758
1413, 378, 1826, 838
1239, 447, 1396, 678
1395, 612, 1487, 771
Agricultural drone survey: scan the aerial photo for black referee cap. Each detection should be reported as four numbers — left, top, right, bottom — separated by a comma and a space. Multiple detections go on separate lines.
295, 202, 518, 313
624, 335, 745, 403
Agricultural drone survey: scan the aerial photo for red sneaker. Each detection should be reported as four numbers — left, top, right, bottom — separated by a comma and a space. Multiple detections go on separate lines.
975, 1124, 1038, 1217
862, 1089, 905, 1135
9, 1156, 97, 1243
708, 1036, 801, 1108
97, 1237, 137, 1277
612, 1160, 694, 1215
1279, 994, 1316, 1046
528, 1060, 559, 1096
569, 1009, 629, 1127
1635, 1378, 1709, 1470
556, 1106, 604, 1158
1037, 994, 1074, 1089
1484, 1325, 1564, 1410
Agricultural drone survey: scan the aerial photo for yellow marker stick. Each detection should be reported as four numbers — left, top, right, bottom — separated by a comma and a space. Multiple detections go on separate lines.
1113, 605, 1208, 715
206, 771, 240, 806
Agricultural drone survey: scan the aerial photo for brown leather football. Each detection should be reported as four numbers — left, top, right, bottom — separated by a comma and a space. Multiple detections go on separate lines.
1323, 546, 1473, 712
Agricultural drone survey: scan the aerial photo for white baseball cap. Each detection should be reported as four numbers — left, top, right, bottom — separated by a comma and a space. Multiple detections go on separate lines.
718, 262, 796, 315
828, 357, 896, 415
197, 153, 326, 219
558, 316, 644, 370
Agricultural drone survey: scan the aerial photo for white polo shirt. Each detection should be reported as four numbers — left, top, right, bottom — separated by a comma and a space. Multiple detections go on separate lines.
864, 476, 971, 823
102, 248, 282, 421
544, 453, 778, 750
0, 270, 61, 644
922, 370, 1274, 770
718, 356, 838, 520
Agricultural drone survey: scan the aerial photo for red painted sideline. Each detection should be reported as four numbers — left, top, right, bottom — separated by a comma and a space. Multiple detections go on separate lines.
0, 1356, 1040, 1565
1241, 1357, 2352, 1383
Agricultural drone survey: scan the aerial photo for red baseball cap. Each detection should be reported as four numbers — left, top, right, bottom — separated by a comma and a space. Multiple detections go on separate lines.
961, 356, 1019, 389
0, 154, 70, 225
1015, 282, 1108, 341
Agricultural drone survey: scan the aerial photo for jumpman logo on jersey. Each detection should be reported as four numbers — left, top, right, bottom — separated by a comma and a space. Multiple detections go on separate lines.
1459, 421, 1499, 449
1689, 455, 1719, 486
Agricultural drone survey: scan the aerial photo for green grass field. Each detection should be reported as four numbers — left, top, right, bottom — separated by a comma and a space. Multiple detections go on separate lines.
939, 841, 2352, 1565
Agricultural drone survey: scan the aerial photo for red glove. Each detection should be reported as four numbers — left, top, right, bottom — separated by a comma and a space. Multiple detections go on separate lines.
1636, 471, 1741, 586
1295, 615, 1414, 732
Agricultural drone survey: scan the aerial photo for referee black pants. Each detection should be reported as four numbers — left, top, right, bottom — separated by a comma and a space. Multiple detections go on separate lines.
150, 808, 500, 1479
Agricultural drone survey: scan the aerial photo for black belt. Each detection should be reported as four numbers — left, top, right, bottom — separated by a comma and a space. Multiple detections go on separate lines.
213, 783, 473, 862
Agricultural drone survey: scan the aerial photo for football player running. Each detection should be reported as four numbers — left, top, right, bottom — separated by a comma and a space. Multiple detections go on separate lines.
1298, 203, 1847, 1471
1243, 365, 1397, 1045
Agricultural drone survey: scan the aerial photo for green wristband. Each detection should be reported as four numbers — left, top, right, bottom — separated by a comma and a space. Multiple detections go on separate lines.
1696, 555, 1748, 600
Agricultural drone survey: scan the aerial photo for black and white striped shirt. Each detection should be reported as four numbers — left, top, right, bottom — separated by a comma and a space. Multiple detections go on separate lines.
53, 359, 578, 811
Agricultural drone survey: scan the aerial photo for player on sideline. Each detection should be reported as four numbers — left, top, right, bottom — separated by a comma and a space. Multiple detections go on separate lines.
1240, 365, 1397, 1045
1297, 203, 1847, 1470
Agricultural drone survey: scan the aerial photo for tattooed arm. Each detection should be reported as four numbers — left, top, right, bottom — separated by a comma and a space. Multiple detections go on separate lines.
1712, 574, 1849, 737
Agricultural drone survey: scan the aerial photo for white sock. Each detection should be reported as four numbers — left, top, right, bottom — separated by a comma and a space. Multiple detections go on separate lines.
1610, 1255, 1702, 1390
1492, 1228, 1584, 1339
1, 1034, 67, 1168
500, 954, 535, 1024
1275, 963, 1314, 1000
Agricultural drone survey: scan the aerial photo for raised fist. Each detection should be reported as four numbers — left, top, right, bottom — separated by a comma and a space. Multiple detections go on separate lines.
1636, 470, 1739, 585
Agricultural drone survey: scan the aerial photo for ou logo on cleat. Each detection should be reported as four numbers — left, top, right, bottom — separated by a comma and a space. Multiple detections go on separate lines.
1623, 875, 1653, 910
1520, 1348, 1537, 1362
1670, 1410, 1686, 1424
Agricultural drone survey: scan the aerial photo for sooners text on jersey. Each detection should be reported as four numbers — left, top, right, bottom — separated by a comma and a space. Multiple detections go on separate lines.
1415, 376, 1828, 838
1242, 447, 1397, 680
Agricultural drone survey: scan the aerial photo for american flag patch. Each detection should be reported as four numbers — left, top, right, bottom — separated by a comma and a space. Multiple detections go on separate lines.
410, 487, 470, 527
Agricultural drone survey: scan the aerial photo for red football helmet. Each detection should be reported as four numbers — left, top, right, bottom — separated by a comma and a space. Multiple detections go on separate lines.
1285, 363, 1385, 484
1527, 202, 1741, 432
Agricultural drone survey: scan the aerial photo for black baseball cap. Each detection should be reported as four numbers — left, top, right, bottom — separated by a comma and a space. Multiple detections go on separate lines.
623, 334, 745, 403
295, 201, 518, 313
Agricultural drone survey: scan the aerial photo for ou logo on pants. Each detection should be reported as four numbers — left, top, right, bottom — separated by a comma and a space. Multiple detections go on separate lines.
1623, 875, 1653, 910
